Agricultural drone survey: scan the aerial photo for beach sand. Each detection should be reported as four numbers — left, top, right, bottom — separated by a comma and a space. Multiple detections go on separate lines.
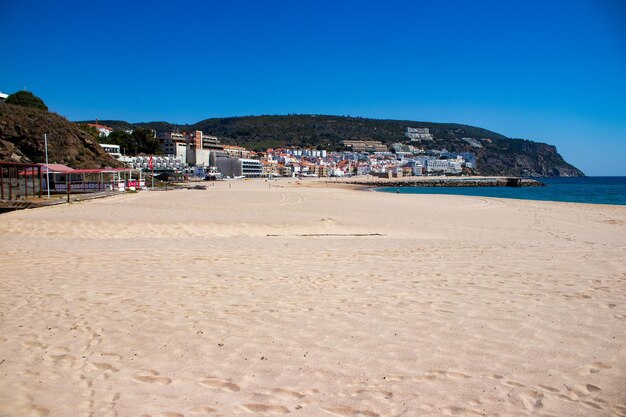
0, 179, 625, 417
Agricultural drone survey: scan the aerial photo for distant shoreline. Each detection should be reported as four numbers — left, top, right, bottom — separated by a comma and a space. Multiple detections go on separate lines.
373, 176, 626, 206
321, 175, 544, 188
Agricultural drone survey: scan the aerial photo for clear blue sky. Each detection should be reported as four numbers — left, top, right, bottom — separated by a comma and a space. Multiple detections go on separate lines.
1, 0, 625, 175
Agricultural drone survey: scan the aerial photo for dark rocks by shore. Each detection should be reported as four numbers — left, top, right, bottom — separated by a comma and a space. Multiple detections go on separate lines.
331, 177, 545, 188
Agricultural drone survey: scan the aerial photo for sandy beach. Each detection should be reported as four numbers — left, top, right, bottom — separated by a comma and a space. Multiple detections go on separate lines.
0, 179, 625, 417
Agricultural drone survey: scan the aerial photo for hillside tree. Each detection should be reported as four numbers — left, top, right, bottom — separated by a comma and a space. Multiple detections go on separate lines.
5, 91, 48, 111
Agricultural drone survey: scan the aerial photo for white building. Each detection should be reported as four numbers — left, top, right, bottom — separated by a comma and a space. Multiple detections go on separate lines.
405, 127, 434, 142
426, 159, 462, 174
100, 143, 122, 159
126, 155, 183, 171
409, 160, 424, 175
88, 123, 114, 137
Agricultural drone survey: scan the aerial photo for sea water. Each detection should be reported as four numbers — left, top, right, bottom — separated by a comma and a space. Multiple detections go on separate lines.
377, 177, 626, 206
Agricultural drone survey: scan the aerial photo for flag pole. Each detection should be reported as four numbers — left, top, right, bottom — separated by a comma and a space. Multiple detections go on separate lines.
151, 154, 154, 189
44, 133, 50, 198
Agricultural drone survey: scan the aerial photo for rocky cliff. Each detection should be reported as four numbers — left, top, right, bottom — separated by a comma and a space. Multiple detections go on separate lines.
474, 138, 583, 177
0, 104, 122, 168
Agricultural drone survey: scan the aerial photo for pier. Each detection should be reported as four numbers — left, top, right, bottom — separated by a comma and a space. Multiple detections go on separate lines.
327, 176, 545, 188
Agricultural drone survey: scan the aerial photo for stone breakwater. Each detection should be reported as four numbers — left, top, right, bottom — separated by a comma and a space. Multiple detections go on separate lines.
332, 177, 545, 188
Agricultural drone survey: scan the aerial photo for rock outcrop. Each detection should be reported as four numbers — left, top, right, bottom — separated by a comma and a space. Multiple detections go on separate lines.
0, 104, 122, 168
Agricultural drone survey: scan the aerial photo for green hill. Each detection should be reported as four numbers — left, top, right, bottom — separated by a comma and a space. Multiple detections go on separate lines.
77, 114, 584, 177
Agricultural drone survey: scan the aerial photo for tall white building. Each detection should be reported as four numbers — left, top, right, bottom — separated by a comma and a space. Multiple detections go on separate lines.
405, 127, 434, 142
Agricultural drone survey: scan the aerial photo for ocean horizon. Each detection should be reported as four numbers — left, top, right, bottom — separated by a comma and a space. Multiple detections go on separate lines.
377, 176, 626, 206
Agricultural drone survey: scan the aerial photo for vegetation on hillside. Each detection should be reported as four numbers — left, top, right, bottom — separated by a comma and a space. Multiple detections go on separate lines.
77, 114, 584, 176
106, 128, 161, 155
5, 91, 48, 111
78, 123, 101, 140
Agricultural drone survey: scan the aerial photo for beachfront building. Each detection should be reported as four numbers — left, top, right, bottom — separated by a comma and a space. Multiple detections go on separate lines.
215, 157, 263, 178
262, 160, 280, 177
158, 132, 187, 156
0, 162, 45, 201
277, 164, 293, 177
37, 163, 143, 192
355, 165, 370, 175
184, 131, 226, 169
186, 130, 223, 152
223, 145, 251, 159
126, 156, 183, 172
372, 168, 403, 179
425, 158, 462, 174
308, 164, 329, 177
407, 160, 424, 175
342, 140, 388, 153
100, 143, 122, 160
158, 130, 229, 166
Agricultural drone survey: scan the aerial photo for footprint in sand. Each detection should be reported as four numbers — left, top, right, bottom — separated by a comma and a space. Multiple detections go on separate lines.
564, 383, 602, 397
134, 375, 172, 385
242, 404, 290, 414
519, 389, 544, 411
441, 406, 484, 417
190, 406, 217, 414
507, 388, 544, 412
322, 406, 380, 417
612, 404, 626, 417
23, 341, 47, 349
578, 362, 612, 375
503, 380, 526, 388
581, 400, 604, 410
91, 362, 119, 372
100, 352, 123, 360
50, 354, 77, 362
538, 384, 560, 393
425, 370, 471, 380
133, 370, 172, 385
352, 389, 393, 400
199, 377, 240, 392
269, 388, 305, 399
19, 404, 50, 417
49, 346, 71, 354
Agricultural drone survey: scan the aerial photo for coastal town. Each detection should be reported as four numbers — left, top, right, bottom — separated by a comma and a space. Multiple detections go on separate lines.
2, 93, 551, 207
91, 122, 479, 180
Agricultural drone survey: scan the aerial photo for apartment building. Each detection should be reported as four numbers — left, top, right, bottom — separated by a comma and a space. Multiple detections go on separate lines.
342, 140, 388, 153
215, 157, 263, 178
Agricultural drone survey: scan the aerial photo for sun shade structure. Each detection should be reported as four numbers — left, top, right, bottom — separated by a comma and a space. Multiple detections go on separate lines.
1, 162, 145, 201
0, 162, 44, 200
38, 164, 145, 193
